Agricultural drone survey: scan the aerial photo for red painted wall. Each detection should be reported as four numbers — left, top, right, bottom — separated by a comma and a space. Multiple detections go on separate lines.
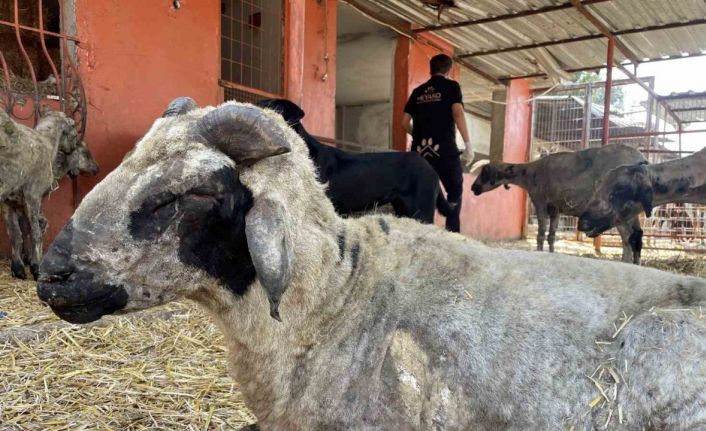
295, 0, 336, 138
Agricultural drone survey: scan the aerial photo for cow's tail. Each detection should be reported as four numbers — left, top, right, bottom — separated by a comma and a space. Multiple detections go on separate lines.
436, 190, 456, 217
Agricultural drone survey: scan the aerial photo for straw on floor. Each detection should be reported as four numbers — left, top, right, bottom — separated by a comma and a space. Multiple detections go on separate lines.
0, 262, 255, 430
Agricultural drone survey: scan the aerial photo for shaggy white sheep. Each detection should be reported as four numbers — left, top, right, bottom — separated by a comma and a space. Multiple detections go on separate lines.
38, 98, 706, 430
0, 109, 84, 279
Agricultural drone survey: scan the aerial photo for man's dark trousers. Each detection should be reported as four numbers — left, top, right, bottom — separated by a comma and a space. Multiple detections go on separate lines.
426, 155, 463, 233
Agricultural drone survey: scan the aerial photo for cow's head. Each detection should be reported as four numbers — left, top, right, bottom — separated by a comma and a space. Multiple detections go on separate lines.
578, 162, 653, 237
37, 98, 303, 324
470, 162, 513, 195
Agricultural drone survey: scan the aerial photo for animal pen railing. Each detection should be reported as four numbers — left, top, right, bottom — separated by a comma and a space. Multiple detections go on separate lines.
0, 0, 87, 206
528, 78, 706, 252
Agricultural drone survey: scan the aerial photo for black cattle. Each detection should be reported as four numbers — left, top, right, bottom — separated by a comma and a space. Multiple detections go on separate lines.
256, 99, 454, 225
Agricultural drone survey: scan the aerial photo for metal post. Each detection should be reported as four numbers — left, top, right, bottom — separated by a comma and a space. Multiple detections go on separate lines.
652, 101, 661, 156
644, 78, 654, 151
581, 83, 592, 148
602, 37, 614, 146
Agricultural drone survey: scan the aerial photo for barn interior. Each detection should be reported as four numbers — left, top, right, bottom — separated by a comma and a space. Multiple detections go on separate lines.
0, 0, 705, 428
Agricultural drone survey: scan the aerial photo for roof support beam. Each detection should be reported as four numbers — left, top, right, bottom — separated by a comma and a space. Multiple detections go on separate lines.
671, 107, 706, 112
414, 0, 611, 33
498, 51, 706, 80
569, 0, 640, 64
458, 18, 706, 58
340, 0, 502, 85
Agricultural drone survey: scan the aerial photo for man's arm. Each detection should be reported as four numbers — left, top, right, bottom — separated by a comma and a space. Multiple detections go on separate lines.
402, 113, 413, 136
452, 103, 473, 164
452, 103, 470, 144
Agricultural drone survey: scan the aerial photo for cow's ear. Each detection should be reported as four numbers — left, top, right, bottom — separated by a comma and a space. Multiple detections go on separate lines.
637, 184, 653, 217
256, 99, 305, 125
198, 104, 291, 165
245, 197, 293, 321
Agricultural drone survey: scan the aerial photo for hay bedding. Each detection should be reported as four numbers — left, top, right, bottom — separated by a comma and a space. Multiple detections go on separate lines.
0, 262, 256, 430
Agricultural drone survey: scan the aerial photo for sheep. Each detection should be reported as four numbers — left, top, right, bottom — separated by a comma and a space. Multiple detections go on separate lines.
579, 146, 706, 239
470, 144, 648, 263
15, 139, 100, 271
255, 98, 455, 225
0, 109, 88, 279
38, 98, 706, 431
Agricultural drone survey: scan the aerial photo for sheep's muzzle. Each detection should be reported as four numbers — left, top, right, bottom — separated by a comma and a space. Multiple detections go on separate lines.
37, 221, 128, 324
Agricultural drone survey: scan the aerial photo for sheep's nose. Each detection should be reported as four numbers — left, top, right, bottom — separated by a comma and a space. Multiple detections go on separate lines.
471, 184, 482, 195
38, 220, 76, 283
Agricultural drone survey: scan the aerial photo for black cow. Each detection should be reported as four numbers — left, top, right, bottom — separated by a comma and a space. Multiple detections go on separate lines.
256, 99, 454, 225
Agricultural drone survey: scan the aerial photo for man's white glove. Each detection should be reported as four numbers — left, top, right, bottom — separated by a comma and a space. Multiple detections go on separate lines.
462, 142, 474, 166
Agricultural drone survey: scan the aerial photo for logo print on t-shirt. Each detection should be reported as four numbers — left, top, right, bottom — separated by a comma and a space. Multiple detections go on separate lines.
417, 138, 440, 159
416, 86, 442, 104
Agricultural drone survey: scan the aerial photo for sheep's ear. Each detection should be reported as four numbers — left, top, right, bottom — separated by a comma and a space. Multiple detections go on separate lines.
245, 197, 293, 322
198, 104, 291, 165
637, 185, 653, 218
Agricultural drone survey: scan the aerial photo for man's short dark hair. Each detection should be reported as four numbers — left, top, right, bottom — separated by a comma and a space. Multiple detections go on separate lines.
430, 54, 453, 75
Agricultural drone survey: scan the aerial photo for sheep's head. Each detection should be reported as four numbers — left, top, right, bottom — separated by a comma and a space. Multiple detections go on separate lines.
470, 162, 513, 195
38, 98, 301, 324
38, 110, 80, 154
578, 162, 653, 237
54, 141, 100, 180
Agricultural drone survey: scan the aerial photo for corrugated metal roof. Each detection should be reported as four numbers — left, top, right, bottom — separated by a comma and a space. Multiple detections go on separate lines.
662, 91, 706, 123
350, 0, 706, 82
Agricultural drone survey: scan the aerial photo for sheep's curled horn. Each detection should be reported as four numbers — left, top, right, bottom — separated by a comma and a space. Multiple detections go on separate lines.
162, 96, 197, 117
197, 103, 292, 166
197, 103, 294, 322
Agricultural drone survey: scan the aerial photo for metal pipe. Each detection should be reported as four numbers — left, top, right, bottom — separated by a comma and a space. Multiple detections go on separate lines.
0, 51, 15, 113
0, 19, 80, 42
602, 37, 614, 146
13, 0, 41, 125
38, 0, 63, 99
612, 129, 706, 139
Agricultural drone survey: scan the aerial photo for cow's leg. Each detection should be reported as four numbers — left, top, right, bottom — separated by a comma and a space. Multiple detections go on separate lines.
616, 223, 634, 263
19, 210, 32, 266
547, 205, 559, 253
628, 217, 643, 265
593, 235, 602, 255
1, 204, 27, 279
23, 197, 45, 280
536, 215, 547, 251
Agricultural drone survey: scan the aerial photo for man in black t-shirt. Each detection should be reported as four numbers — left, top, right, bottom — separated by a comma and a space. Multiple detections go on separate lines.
403, 54, 473, 233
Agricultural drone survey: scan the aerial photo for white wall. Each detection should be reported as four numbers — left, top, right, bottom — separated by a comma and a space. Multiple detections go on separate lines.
336, 2, 396, 149
337, 102, 391, 150
455, 112, 491, 156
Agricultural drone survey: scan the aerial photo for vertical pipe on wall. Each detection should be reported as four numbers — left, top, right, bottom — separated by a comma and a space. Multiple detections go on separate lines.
602, 36, 614, 146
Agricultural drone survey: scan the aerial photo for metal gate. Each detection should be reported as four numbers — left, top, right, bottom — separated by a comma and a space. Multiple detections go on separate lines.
0, 0, 86, 138
528, 79, 706, 252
